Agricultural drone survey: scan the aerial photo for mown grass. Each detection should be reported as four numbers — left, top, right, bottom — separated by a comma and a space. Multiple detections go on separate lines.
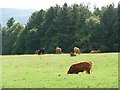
2, 53, 118, 88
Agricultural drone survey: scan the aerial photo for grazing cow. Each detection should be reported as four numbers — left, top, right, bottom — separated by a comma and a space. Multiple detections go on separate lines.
35, 49, 40, 55
74, 47, 80, 54
56, 47, 62, 54
35, 48, 45, 55
40, 48, 45, 54
67, 61, 92, 74
90, 50, 101, 53
70, 52, 76, 57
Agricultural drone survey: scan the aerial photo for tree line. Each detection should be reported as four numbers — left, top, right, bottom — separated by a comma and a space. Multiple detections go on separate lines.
1, 3, 119, 55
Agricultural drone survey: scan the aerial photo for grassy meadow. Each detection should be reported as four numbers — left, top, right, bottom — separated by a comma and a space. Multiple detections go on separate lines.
1, 53, 118, 88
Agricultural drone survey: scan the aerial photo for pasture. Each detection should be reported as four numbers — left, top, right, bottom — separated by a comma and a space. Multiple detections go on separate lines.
1, 53, 118, 88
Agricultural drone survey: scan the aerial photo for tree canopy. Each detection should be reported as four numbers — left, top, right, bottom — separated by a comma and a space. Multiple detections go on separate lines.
2, 3, 119, 55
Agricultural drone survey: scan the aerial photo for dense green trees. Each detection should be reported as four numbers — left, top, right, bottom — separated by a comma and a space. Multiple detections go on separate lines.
118, 2, 120, 52
100, 4, 118, 52
6, 17, 15, 28
2, 3, 119, 54
0, 23, 2, 55
2, 23, 25, 54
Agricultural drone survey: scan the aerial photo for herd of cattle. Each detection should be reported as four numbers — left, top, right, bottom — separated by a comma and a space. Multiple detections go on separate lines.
35, 47, 100, 74
35, 46, 101, 56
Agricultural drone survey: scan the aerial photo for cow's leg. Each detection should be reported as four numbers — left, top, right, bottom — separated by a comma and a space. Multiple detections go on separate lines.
86, 68, 91, 74
75, 71, 79, 74
87, 70, 90, 74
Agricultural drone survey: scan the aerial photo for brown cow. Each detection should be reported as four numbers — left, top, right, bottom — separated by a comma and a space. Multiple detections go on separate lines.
35, 48, 45, 55
90, 50, 101, 53
74, 47, 80, 54
56, 47, 62, 54
35, 49, 40, 55
70, 52, 76, 57
67, 61, 92, 74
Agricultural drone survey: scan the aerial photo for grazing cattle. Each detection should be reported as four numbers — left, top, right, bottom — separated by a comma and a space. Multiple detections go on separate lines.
70, 52, 76, 57
56, 47, 62, 54
35, 49, 40, 55
35, 48, 45, 55
90, 50, 101, 53
67, 61, 92, 74
74, 47, 80, 54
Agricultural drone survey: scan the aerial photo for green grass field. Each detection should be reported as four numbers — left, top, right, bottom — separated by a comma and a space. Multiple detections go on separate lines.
1, 53, 118, 88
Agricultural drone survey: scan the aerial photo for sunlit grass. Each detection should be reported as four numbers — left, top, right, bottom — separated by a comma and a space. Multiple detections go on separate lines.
2, 53, 118, 88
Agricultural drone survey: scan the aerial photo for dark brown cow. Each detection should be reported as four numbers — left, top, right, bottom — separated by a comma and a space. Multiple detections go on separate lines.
35, 48, 45, 55
70, 52, 76, 57
35, 49, 40, 55
67, 61, 92, 74
74, 47, 80, 54
56, 47, 62, 54
90, 50, 101, 53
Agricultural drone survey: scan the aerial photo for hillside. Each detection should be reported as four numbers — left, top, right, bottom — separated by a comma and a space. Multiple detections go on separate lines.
0, 8, 36, 26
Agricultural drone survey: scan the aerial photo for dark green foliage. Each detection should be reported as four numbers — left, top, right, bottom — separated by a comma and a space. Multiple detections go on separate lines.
118, 2, 120, 51
100, 4, 118, 52
6, 17, 15, 28
24, 28, 39, 54
2, 23, 25, 54
2, 3, 119, 54
0, 23, 2, 55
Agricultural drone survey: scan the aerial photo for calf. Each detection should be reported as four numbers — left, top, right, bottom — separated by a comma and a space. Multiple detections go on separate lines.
70, 52, 76, 57
67, 61, 92, 74
90, 50, 101, 53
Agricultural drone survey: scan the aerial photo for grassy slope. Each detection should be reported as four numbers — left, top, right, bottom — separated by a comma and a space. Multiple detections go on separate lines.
2, 53, 118, 88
